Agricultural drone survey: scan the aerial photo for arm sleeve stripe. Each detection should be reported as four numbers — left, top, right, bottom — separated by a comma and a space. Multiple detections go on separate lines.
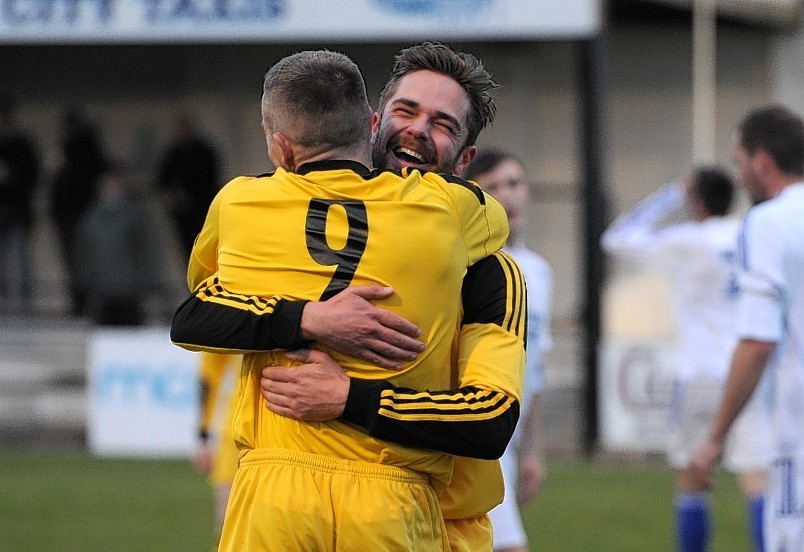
495, 251, 527, 337
194, 276, 281, 316
461, 252, 527, 343
172, 280, 309, 351
342, 379, 520, 459
377, 386, 516, 421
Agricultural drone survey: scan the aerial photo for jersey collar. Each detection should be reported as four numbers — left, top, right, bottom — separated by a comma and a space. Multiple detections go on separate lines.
296, 159, 372, 178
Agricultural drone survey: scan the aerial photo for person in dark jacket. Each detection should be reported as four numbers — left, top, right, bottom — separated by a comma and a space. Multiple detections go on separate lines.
49, 108, 105, 316
74, 161, 162, 325
156, 113, 220, 261
0, 93, 40, 312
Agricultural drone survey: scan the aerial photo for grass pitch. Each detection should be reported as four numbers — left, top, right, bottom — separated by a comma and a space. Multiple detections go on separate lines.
0, 449, 753, 551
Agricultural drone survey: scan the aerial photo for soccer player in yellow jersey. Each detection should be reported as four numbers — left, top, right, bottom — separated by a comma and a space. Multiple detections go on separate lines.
172, 43, 528, 552
171, 49, 516, 551
191, 352, 240, 539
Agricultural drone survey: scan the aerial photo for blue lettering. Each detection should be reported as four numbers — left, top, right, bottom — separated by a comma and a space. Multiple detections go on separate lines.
2, 0, 284, 25
2, 0, 113, 24
95, 363, 197, 410
142, 0, 158, 21
170, 0, 195, 18
2, 0, 52, 23
147, 0, 284, 22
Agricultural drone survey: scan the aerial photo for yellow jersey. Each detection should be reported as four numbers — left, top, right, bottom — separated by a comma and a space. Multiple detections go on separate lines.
174, 159, 509, 491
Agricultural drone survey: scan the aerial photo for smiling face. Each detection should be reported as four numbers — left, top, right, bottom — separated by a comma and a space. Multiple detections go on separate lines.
371, 70, 476, 175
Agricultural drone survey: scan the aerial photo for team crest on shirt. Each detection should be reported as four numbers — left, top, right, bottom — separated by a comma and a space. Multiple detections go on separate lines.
374, 0, 490, 15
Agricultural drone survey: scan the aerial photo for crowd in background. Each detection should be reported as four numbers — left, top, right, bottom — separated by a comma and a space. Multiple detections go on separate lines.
0, 94, 222, 325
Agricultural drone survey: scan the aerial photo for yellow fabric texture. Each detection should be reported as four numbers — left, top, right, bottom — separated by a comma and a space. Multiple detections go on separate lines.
219, 448, 449, 552
187, 164, 508, 549
443, 514, 494, 552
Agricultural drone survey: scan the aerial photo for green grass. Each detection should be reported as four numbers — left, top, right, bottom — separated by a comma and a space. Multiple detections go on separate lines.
525, 457, 753, 551
0, 448, 215, 551
0, 449, 754, 551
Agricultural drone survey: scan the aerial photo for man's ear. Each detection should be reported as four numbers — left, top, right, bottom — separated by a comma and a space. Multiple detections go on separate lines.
453, 145, 477, 177
273, 131, 296, 171
370, 112, 380, 143
751, 149, 775, 181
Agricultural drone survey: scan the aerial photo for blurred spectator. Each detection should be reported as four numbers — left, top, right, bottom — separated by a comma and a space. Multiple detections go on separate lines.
465, 149, 552, 552
49, 108, 106, 316
156, 113, 220, 260
0, 93, 40, 313
73, 161, 163, 326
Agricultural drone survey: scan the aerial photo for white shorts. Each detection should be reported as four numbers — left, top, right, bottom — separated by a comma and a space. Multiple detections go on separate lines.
765, 453, 804, 552
488, 443, 527, 549
667, 376, 772, 472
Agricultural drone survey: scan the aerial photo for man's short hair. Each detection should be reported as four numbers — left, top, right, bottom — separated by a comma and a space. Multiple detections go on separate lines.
378, 42, 499, 148
737, 105, 804, 177
262, 50, 370, 149
464, 148, 522, 181
692, 167, 734, 217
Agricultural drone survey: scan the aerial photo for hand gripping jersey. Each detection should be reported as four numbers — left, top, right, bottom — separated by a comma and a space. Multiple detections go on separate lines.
174, 159, 511, 492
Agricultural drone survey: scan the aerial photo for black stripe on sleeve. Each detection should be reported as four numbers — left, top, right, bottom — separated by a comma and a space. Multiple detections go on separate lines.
171, 290, 309, 351
341, 379, 519, 459
462, 251, 527, 338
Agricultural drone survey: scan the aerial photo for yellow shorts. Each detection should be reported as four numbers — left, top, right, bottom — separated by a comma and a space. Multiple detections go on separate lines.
219, 448, 449, 552
444, 515, 493, 552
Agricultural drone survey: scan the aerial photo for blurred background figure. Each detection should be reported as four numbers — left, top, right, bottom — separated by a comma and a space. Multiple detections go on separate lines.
465, 149, 552, 552
192, 352, 241, 544
601, 168, 770, 552
49, 108, 106, 316
0, 93, 40, 314
156, 113, 220, 262
73, 161, 164, 326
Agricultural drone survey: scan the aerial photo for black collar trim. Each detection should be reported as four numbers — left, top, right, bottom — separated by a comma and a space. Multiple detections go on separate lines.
296, 160, 372, 178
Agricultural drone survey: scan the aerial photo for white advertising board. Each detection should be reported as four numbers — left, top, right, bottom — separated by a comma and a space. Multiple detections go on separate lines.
87, 327, 200, 458
598, 337, 678, 454
0, 0, 601, 43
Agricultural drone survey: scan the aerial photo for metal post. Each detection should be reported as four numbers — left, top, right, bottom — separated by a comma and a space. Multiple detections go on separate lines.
579, 36, 608, 458
692, 0, 718, 163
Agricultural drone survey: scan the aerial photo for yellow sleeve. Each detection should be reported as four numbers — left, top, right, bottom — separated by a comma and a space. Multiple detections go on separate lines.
437, 174, 509, 265
456, 323, 525, 403
187, 190, 221, 292
186, 177, 253, 292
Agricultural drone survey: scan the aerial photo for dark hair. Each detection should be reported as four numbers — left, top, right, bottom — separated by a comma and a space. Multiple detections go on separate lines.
0, 92, 15, 117
262, 50, 370, 149
378, 42, 499, 148
737, 105, 804, 177
463, 148, 522, 181
100, 158, 128, 179
691, 167, 733, 216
